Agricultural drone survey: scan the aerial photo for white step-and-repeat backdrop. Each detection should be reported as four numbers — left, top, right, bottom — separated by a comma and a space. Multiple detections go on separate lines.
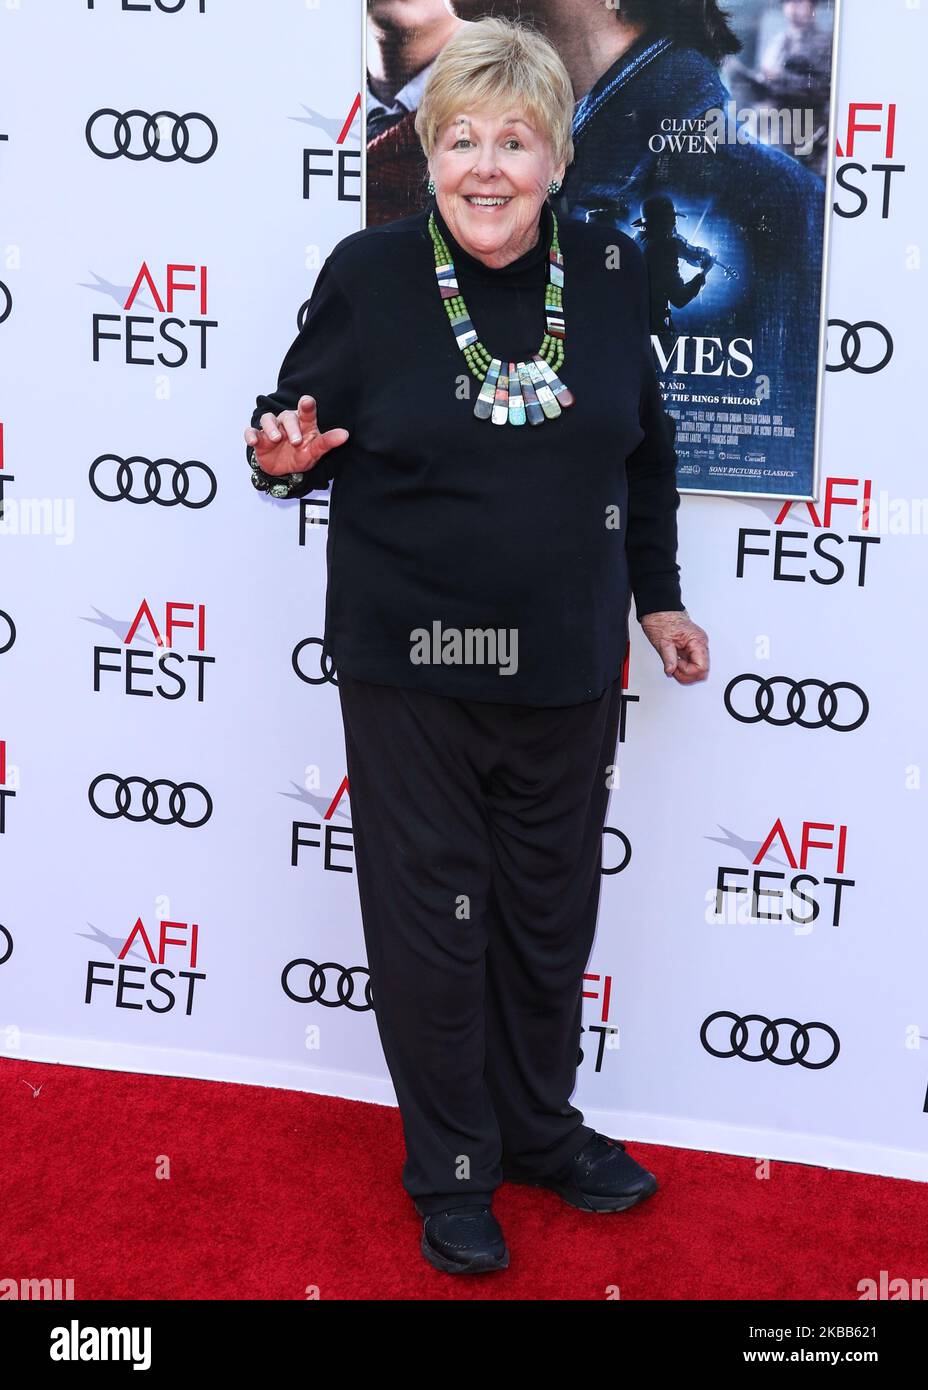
1, 0, 924, 1183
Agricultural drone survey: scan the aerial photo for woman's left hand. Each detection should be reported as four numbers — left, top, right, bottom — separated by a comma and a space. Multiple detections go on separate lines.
640, 610, 709, 684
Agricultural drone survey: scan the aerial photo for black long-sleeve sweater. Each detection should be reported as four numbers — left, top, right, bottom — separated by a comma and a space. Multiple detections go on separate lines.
249, 197, 684, 706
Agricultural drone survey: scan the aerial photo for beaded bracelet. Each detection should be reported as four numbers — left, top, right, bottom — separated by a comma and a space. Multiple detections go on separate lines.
248, 444, 306, 499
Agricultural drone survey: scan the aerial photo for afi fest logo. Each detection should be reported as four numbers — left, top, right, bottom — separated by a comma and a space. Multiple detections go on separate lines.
834, 102, 904, 220
89, 599, 214, 702
579, 972, 619, 1074
736, 475, 881, 586
86, 0, 206, 10
298, 93, 361, 204
90, 263, 216, 369
290, 774, 353, 873
616, 641, 638, 744
298, 493, 329, 543
710, 818, 854, 932
85, 916, 204, 1016
0, 739, 15, 835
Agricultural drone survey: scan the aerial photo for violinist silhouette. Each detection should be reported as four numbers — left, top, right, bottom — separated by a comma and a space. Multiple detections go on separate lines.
631, 194, 738, 352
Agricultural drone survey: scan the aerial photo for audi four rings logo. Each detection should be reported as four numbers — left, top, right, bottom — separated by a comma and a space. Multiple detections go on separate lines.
0, 281, 11, 324
89, 454, 217, 508
0, 610, 15, 654
827, 319, 893, 374
701, 1011, 840, 1069
724, 675, 869, 731
88, 775, 213, 827
281, 960, 373, 1011
0, 925, 12, 966
293, 637, 338, 686
85, 109, 218, 162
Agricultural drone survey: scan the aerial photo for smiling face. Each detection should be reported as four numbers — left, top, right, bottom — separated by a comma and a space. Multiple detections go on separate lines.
428, 106, 565, 267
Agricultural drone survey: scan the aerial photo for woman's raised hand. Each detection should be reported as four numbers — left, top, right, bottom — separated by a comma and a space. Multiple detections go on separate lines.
244, 394, 350, 476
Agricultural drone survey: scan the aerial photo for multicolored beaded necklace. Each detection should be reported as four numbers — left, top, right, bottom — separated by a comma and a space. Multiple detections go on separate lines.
428, 206, 575, 426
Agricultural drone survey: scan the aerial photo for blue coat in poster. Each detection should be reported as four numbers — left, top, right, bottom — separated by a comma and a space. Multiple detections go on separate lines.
554, 28, 829, 497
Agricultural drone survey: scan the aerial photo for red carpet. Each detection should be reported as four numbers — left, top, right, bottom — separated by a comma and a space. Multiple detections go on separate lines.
3, 1056, 926, 1301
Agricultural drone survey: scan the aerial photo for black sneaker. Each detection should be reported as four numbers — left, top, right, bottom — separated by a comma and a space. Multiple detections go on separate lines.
509, 1133, 658, 1213
420, 1204, 510, 1274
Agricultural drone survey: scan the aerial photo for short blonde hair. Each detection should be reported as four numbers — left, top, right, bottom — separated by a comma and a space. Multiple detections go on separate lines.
414, 16, 574, 172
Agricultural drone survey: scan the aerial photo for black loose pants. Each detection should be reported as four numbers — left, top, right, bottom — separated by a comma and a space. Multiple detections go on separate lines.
337, 672, 622, 1217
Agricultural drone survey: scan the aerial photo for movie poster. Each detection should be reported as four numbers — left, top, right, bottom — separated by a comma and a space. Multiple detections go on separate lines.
364, 0, 840, 499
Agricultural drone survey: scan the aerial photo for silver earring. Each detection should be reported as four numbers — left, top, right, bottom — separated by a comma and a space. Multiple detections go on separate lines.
548, 179, 562, 196
427, 177, 436, 194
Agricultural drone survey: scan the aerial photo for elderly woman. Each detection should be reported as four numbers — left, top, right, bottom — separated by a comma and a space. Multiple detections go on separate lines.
245, 16, 708, 1276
